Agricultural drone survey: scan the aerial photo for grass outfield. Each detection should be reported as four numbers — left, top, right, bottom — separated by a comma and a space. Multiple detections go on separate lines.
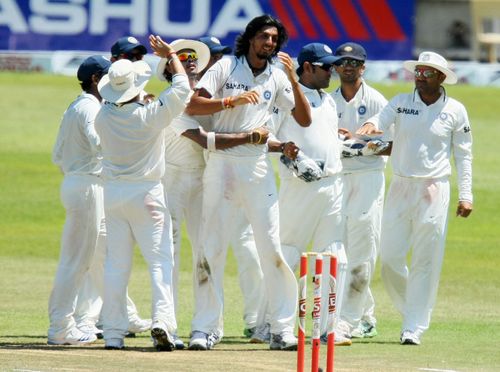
0, 71, 499, 371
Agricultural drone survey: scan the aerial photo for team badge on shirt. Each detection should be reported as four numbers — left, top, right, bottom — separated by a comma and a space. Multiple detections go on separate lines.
263, 90, 272, 100
358, 105, 367, 115
439, 112, 448, 121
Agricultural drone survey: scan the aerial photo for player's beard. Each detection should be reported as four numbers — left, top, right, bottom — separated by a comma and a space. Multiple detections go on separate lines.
256, 51, 273, 60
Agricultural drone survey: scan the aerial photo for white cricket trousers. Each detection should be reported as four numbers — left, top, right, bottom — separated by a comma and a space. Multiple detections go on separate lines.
163, 166, 264, 335
191, 153, 297, 335
101, 180, 176, 340
279, 175, 347, 335
48, 174, 103, 339
380, 175, 450, 337
341, 170, 384, 329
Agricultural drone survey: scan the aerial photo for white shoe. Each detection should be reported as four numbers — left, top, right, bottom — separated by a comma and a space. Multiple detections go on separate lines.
208, 331, 222, 346
172, 334, 185, 350
270, 331, 298, 350
250, 323, 271, 344
320, 332, 352, 346
351, 320, 378, 338
48, 327, 97, 346
128, 318, 152, 335
77, 324, 103, 337
400, 330, 420, 345
188, 331, 212, 350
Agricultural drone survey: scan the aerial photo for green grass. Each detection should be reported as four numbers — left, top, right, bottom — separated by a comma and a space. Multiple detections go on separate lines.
0, 72, 499, 371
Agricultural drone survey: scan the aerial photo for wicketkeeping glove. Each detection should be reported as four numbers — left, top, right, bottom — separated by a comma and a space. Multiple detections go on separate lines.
341, 139, 389, 158
280, 150, 324, 182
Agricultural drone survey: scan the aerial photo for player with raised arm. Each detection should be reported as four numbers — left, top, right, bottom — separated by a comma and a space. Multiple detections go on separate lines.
185, 14, 311, 351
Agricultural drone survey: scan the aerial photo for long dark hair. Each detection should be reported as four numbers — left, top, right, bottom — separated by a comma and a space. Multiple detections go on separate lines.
234, 14, 288, 59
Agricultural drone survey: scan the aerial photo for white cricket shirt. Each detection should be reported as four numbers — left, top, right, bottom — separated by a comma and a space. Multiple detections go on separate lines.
165, 112, 212, 170
274, 84, 342, 179
331, 80, 388, 173
95, 74, 190, 181
195, 56, 295, 156
52, 92, 102, 175
369, 88, 473, 202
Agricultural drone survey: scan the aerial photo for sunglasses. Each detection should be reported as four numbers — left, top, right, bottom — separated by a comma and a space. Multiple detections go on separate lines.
177, 52, 198, 62
414, 68, 439, 78
336, 59, 364, 68
125, 52, 144, 61
311, 62, 334, 72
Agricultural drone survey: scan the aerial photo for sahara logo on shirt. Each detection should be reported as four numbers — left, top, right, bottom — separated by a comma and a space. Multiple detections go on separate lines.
396, 107, 419, 115
263, 90, 272, 100
225, 82, 250, 91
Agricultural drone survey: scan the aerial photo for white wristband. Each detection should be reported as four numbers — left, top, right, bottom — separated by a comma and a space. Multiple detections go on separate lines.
207, 131, 216, 152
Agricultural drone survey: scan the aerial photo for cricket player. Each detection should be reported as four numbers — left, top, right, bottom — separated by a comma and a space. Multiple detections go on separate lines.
74, 36, 153, 338
95, 35, 190, 351
331, 42, 389, 339
269, 42, 349, 346
157, 38, 266, 348
357, 51, 473, 345
185, 14, 311, 351
48, 55, 110, 346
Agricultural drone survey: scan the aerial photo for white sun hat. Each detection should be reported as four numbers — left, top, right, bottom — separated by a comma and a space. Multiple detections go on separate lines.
156, 39, 211, 81
403, 51, 457, 85
98, 59, 152, 103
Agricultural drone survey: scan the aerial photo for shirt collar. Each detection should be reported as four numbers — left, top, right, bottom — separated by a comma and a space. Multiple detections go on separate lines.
413, 86, 447, 104
240, 55, 272, 77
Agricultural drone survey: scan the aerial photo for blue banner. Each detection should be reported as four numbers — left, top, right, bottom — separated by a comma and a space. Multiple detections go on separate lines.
0, 0, 414, 60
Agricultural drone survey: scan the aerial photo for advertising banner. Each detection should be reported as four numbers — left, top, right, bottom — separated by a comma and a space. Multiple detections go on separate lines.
1, 0, 414, 60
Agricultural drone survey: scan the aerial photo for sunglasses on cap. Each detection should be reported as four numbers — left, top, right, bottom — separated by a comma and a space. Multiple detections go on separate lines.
336, 59, 364, 68
414, 68, 439, 78
177, 52, 198, 62
311, 62, 334, 72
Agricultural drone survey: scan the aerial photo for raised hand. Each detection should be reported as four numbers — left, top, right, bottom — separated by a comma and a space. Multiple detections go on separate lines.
149, 35, 175, 58
277, 52, 299, 84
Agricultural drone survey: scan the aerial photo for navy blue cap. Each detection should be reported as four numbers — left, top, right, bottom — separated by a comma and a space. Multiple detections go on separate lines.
334, 42, 367, 61
77, 55, 111, 82
198, 36, 232, 55
111, 36, 147, 57
297, 43, 338, 66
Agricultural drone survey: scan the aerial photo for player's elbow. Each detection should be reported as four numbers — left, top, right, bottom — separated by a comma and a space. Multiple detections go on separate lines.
294, 114, 312, 127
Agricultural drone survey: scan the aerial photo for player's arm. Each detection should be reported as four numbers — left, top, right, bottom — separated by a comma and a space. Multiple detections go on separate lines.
268, 139, 299, 160
278, 52, 311, 127
185, 88, 260, 116
452, 105, 473, 218
182, 126, 269, 150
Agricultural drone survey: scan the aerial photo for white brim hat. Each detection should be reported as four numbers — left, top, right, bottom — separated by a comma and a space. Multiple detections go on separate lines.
156, 39, 211, 81
98, 59, 152, 103
403, 51, 457, 85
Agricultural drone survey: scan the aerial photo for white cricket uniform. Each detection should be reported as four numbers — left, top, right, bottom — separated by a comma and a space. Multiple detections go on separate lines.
48, 92, 105, 340
163, 112, 264, 335
370, 88, 473, 337
332, 81, 388, 331
190, 56, 298, 336
273, 85, 347, 335
95, 74, 190, 340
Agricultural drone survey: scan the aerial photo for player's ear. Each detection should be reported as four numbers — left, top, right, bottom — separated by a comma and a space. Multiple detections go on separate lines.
438, 72, 446, 84
91, 73, 101, 85
303, 61, 313, 74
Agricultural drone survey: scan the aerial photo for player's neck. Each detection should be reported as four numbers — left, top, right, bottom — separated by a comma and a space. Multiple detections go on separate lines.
188, 75, 199, 90
246, 55, 267, 76
340, 80, 362, 102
